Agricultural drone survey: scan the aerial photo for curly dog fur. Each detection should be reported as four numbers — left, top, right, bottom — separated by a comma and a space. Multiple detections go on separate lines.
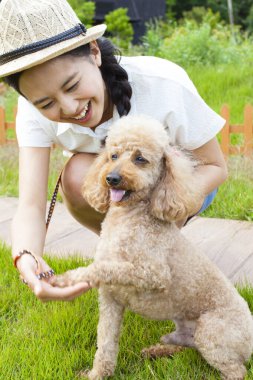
52, 115, 253, 380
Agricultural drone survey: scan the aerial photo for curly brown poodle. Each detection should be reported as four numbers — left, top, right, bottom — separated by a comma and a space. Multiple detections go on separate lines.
52, 115, 253, 380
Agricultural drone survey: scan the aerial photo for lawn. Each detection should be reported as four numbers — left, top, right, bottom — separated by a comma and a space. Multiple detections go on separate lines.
1, 243, 253, 380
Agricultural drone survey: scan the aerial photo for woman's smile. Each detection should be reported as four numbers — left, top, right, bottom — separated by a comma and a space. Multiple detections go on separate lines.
63, 100, 92, 124
71, 101, 90, 120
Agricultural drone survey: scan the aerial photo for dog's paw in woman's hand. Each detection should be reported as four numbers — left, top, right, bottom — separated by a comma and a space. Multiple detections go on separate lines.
49, 273, 73, 287
50, 267, 95, 288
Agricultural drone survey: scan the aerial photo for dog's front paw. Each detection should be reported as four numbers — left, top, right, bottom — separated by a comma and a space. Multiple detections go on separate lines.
50, 273, 73, 287
50, 267, 93, 288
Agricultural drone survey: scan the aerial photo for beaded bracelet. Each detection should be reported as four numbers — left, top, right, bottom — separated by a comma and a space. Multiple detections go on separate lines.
13, 249, 40, 269
14, 250, 55, 285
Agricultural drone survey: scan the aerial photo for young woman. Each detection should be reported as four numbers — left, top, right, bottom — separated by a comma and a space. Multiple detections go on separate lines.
0, 0, 227, 301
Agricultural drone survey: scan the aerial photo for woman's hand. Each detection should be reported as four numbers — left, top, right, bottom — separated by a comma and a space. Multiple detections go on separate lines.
16, 254, 91, 301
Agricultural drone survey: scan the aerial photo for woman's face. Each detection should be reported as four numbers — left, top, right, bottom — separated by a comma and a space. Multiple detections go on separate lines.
19, 42, 111, 128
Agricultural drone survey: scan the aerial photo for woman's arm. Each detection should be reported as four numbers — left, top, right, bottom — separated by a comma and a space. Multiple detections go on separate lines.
12, 147, 90, 301
176, 137, 227, 229
12, 147, 50, 258
191, 137, 228, 196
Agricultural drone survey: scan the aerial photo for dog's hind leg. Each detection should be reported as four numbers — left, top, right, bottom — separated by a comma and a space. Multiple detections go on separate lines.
80, 289, 124, 380
142, 319, 196, 359
194, 309, 253, 380
141, 343, 184, 359
160, 319, 196, 348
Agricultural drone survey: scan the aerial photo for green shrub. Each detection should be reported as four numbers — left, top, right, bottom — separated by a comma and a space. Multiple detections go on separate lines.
246, 5, 253, 34
182, 6, 221, 28
105, 8, 134, 50
67, 0, 95, 27
141, 10, 253, 68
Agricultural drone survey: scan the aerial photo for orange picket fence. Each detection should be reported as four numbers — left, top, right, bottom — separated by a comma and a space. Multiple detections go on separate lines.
0, 104, 253, 157
220, 104, 253, 157
0, 106, 16, 145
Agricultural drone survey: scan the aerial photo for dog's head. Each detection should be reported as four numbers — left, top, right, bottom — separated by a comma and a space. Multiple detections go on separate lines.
83, 115, 204, 222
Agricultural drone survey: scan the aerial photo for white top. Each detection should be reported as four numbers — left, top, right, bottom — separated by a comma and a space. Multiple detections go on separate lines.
16, 56, 225, 152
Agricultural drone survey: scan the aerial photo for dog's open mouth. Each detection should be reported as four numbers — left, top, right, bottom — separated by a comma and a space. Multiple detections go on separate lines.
110, 189, 132, 202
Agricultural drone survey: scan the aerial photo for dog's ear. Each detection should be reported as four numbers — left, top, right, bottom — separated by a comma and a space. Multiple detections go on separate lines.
150, 146, 204, 222
82, 150, 110, 213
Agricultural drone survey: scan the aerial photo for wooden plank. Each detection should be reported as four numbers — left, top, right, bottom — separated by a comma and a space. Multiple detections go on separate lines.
220, 105, 230, 157
45, 229, 98, 259
230, 125, 244, 133
5, 121, 15, 130
244, 104, 253, 157
182, 217, 253, 285
229, 146, 244, 155
0, 106, 6, 144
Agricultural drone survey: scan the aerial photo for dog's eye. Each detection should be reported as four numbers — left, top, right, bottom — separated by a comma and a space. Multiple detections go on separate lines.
111, 154, 118, 160
135, 156, 148, 164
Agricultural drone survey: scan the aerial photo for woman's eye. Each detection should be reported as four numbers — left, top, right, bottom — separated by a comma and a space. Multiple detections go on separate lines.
111, 154, 118, 160
41, 102, 54, 110
66, 82, 79, 92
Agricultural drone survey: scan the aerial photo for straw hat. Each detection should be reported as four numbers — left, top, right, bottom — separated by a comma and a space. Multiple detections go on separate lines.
0, 0, 106, 77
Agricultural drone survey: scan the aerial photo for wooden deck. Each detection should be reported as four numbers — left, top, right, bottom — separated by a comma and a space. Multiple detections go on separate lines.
0, 196, 253, 285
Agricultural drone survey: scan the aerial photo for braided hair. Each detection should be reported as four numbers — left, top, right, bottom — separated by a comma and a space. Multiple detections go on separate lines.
3, 37, 132, 117
97, 38, 132, 117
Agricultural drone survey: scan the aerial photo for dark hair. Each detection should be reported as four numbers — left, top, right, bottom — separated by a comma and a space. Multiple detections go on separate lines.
3, 37, 132, 117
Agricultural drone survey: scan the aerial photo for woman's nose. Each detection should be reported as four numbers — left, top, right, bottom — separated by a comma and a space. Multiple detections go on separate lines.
60, 96, 79, 117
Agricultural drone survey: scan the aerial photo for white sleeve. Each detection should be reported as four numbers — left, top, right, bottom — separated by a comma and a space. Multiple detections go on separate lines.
16, 96, 54, 148
164, 81, 225, 150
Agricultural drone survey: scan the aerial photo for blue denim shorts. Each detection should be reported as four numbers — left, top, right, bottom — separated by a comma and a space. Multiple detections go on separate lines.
197, 188, 218, 214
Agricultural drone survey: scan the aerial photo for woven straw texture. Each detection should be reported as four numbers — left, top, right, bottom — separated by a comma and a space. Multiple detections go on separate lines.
0, 0, 106, 77
0, 0, 80, 55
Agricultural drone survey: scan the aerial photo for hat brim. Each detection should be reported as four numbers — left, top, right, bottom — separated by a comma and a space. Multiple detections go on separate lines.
0, 24, 106, 78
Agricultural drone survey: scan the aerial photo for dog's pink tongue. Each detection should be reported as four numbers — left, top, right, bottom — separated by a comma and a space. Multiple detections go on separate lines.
110, 189, 126, 202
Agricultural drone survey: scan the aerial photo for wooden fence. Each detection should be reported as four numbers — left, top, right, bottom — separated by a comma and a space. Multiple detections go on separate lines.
220, 104, 253, 157
0, 104, 253, 157
0, 106, 16, 145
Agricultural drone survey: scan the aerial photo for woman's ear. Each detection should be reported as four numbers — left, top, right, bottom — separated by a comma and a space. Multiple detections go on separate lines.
90, 40, 102, 67
82, 150, 110, 213
150, 146, 204, 222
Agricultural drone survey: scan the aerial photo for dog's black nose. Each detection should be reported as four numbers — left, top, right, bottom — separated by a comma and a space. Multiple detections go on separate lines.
106, 172, 122, 186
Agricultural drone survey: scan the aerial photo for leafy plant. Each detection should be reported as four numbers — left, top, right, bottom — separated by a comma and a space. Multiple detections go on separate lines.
245, 5, 253, 34
182, 6, 221, 28
141, 10, 253, 68
67, 0, 95, 28
105, 8, 134, 50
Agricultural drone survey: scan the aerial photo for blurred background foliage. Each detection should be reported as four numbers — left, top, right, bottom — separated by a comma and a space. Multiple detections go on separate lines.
65, 0, 253, 67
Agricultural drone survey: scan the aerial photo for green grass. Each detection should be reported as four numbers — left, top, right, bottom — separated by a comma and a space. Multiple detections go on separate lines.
203, 156, 253, 221
187, 64, 253, 125
1, 243, 253, 380
0, 144, 66, 199
1, 86, 18, 121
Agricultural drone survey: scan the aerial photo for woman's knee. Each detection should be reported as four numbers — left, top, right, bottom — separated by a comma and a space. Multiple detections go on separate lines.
61, 153, 96, 207
60, 153, 104, 233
